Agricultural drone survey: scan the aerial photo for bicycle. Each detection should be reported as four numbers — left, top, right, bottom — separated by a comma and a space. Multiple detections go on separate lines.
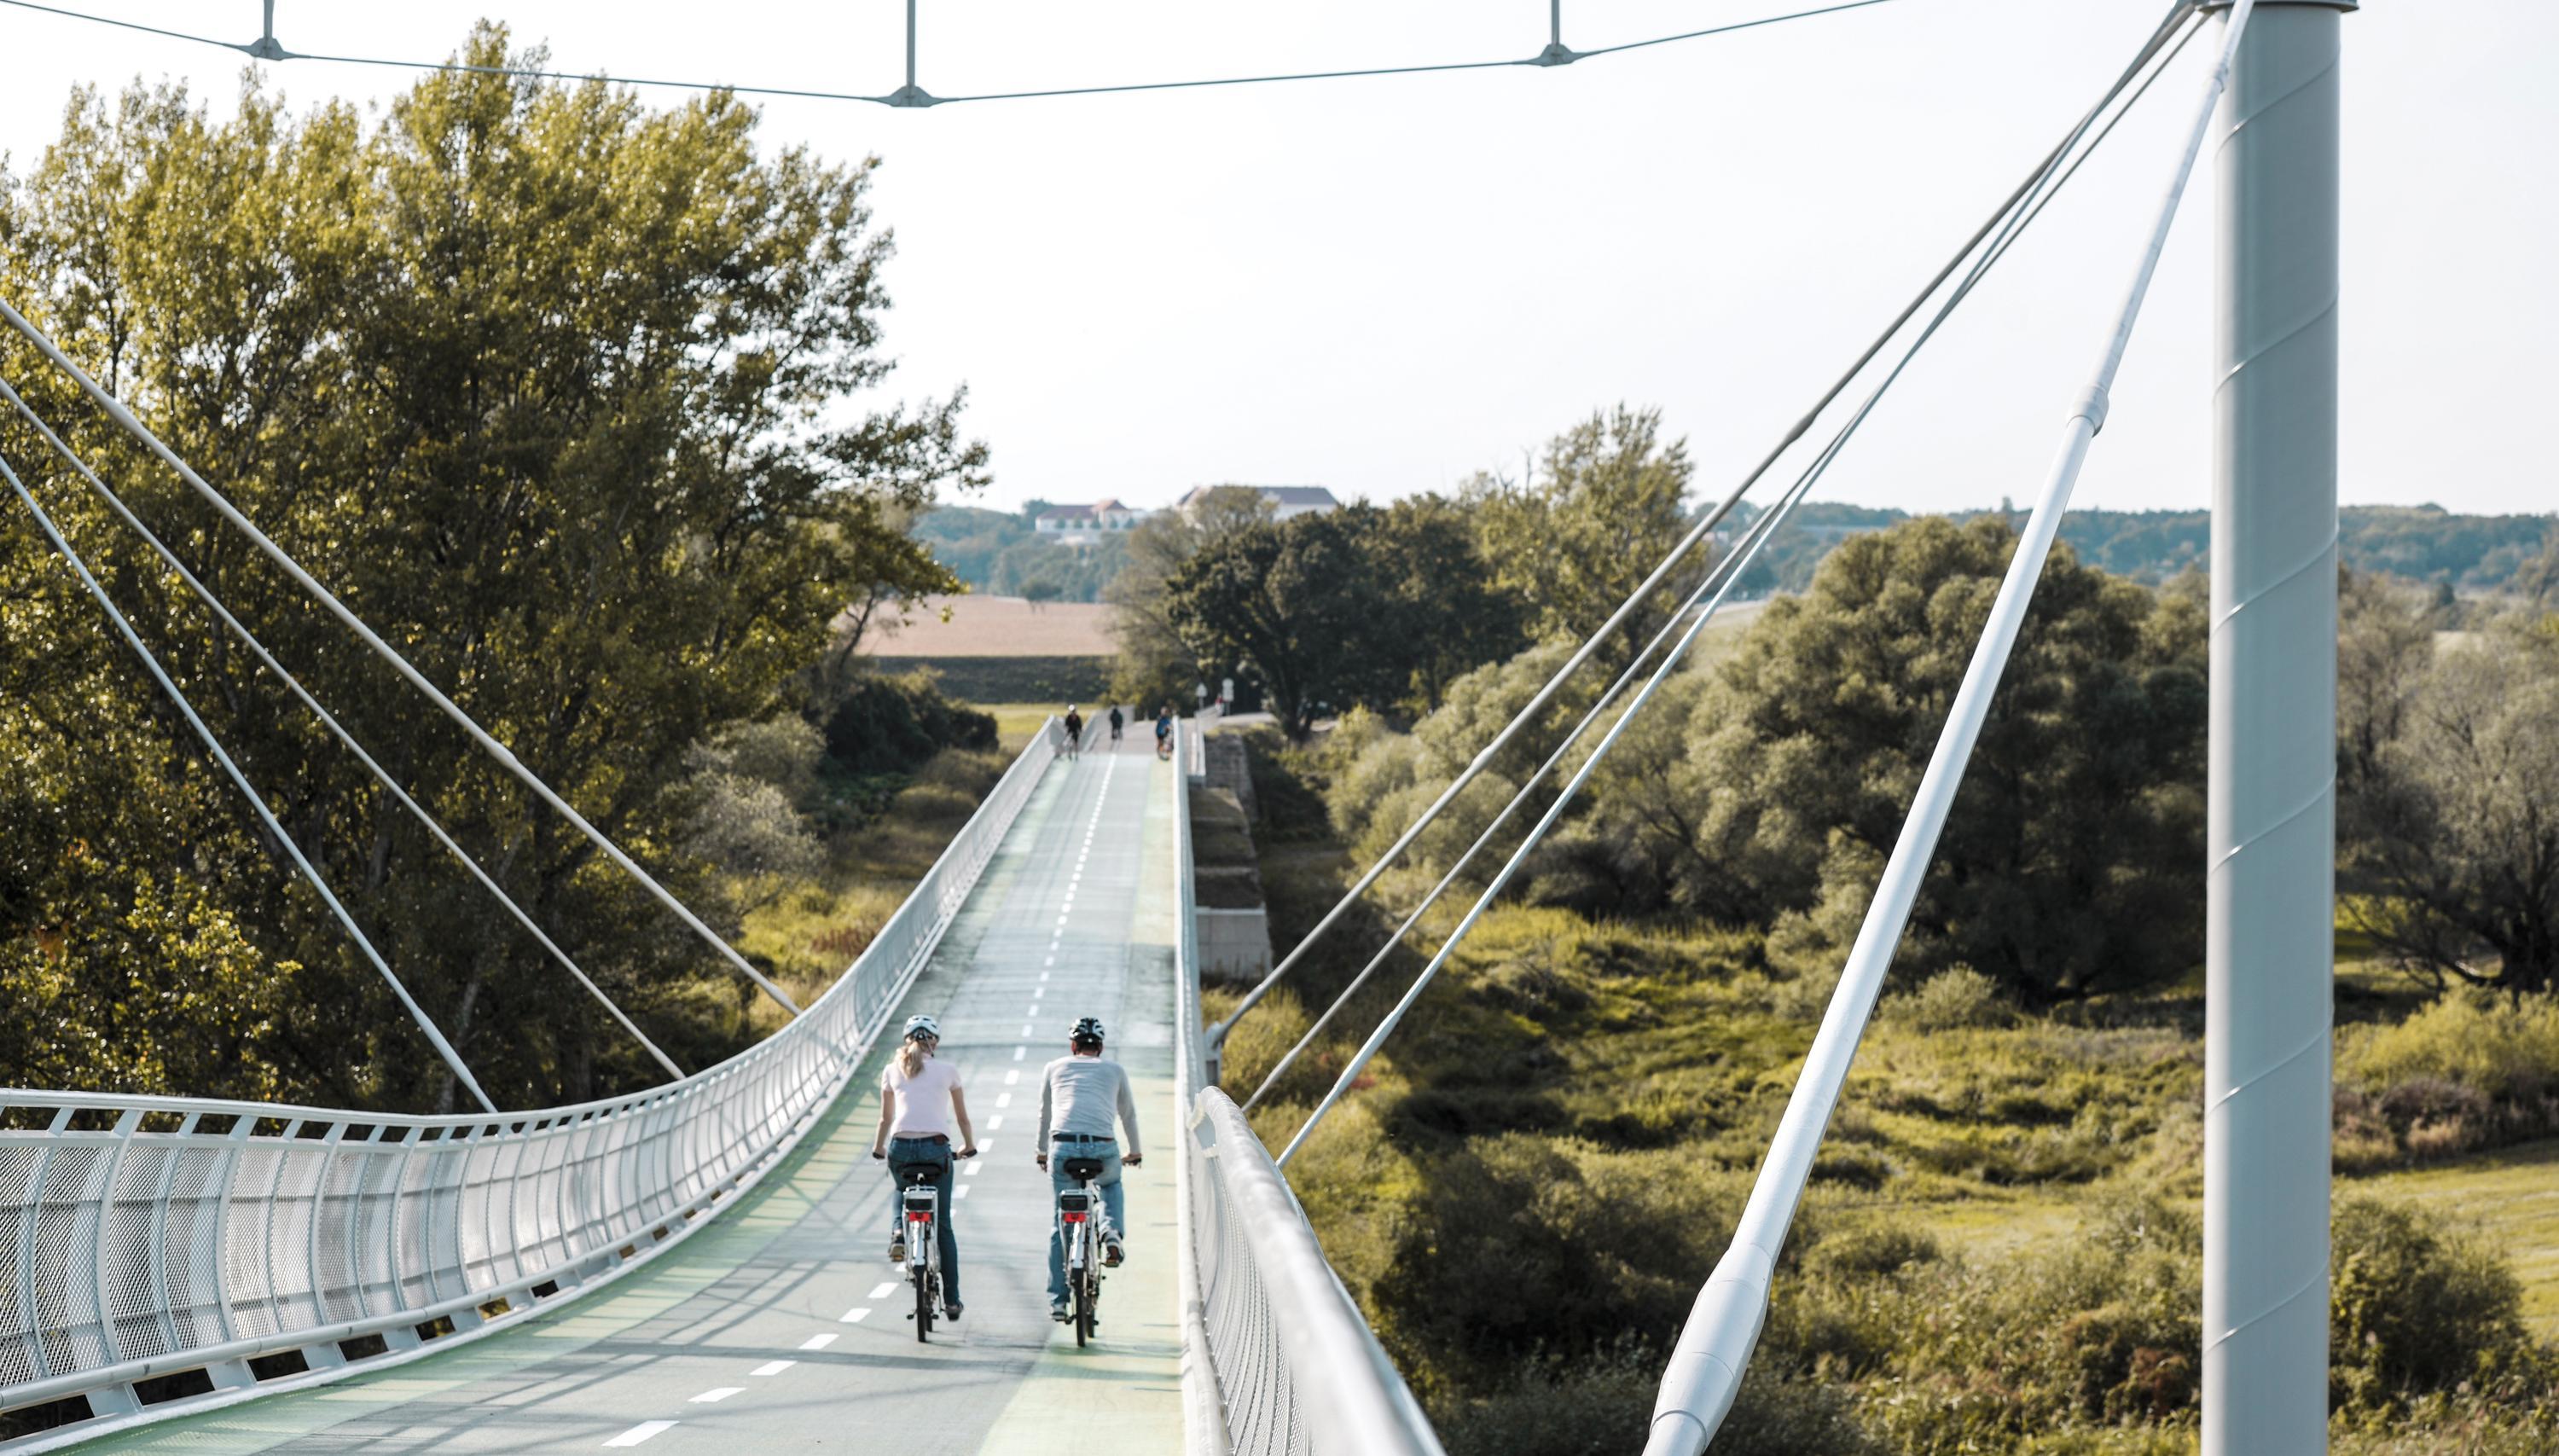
1053, 1154, 1115, 1347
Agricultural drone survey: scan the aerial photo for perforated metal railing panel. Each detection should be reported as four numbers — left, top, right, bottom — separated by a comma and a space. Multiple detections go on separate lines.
1169, 723, 1443, 1456
0, 722, 1061, 1425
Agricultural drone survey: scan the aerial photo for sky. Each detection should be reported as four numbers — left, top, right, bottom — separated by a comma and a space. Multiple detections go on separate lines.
1, 1, 2550, 520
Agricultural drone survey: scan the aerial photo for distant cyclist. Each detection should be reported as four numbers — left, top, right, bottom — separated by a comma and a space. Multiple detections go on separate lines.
1107, 705, 1125, 745
1153, 705, 1175, 761
1063, 704, 1084, 757
871, 1015, 978, 1320
1036, 1017, 1143, 1323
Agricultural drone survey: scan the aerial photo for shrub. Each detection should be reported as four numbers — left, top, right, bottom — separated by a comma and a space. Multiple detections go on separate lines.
2330, 1197, 2542, 1414
2333, 989, 2559, 1164
814, 669, 998, 776
1887, 966, 2016, 1033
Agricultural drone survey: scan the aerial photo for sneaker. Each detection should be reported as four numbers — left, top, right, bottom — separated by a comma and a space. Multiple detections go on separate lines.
1102, 1239, 1125, 1268
888, 1237, 906, 1262
1050, 1302, 1071, 1323
944, 1301, 964, 1322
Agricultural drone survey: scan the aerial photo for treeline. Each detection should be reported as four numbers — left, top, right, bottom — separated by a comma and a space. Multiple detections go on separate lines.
913, 503, 1127, 601
1113, 406, 1697, 738
0, 34, 988, 1112
1737, 499, 2559, 598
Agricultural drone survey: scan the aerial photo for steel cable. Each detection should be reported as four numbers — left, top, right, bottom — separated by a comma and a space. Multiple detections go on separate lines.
0, 446, 500, 1114
0, 375, 688, 1082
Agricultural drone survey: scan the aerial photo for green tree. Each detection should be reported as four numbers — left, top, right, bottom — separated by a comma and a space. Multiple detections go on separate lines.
0, 32, 983, 1110
1371, 493, 1532, 712
2341, 611, 2559, 995
1105, 485, 1273, 706
1165, 508, 1399, 740
1470, 405, 1694, 655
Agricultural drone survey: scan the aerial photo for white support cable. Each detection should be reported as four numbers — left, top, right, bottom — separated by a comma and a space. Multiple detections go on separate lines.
0, 295, 806, 1018
1644, 7, 2256, 1452
1245, 496, 1786, 1113
1274, 455, 1820, 1170
0, 0, 1906, 108
1210, 0, 2197, 1048
0, 375, 688, 1083
0, 448, 501, 1116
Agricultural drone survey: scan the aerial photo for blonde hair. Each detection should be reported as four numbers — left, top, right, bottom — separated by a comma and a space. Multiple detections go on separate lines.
898, 1038, 928, 1076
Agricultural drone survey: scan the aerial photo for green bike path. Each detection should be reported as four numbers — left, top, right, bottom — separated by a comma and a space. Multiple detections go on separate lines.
73, 742, 1187, 1454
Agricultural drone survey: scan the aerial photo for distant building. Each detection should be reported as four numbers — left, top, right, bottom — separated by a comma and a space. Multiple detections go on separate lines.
1176, 484, 1340, 522
1033, 498, 1149, 545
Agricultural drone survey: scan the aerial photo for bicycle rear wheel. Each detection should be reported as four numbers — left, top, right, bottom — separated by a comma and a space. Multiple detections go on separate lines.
1074, 1265, 1095, 1347
913, 1255, 934, 1342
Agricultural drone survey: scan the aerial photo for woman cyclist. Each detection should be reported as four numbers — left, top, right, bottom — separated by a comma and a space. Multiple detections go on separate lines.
870, 1014, 977, 1320
1153, 704, 1175, 761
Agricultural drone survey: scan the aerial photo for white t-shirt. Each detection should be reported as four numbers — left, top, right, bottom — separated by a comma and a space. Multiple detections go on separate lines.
879, 1057, 963, 1140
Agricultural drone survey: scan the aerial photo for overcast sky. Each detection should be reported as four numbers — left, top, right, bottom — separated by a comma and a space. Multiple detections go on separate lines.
2, 1, 2550, 519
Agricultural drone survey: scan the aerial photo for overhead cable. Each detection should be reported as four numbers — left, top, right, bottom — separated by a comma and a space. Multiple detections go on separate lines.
1210, 0, 2202, 1049
1264, 0, 2205, 1151
0, 0, 1908, 108
0, 296, 807, 1018
0, 448, 501, 1116
0, 375, 688, 1083
1645, 5, 2259, 1451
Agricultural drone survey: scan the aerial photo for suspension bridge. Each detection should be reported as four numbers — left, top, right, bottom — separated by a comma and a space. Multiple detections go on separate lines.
2, 0, 2353, 1452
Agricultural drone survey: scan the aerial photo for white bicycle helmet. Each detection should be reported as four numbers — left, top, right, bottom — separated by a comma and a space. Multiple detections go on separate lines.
902, 1014, 941, 1042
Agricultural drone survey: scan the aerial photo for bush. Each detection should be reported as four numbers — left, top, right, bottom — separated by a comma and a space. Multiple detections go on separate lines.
814, 669, 998, 776
1886, 966, 2016, 1033
1432, 1344, 1881, 1456
2330, 1198, 2544, 1413
2334, 989, 2559, 1165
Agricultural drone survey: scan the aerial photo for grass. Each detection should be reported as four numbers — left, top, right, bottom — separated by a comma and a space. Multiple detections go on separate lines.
734, 744, 1009, 1035
2351, 1139, 2559, 1341
963, 701, 1061, 751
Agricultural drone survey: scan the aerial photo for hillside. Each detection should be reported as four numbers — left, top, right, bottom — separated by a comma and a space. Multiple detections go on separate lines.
1730, 501, 2556, 597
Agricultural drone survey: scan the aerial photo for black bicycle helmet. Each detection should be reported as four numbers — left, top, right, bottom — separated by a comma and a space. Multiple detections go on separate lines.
1069, 1016, 1105, 1048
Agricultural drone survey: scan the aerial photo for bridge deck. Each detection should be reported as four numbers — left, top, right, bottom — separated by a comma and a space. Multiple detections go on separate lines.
73, 741, 1185, 1454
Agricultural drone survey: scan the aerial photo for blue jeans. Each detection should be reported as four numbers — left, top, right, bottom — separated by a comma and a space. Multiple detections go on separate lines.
887, 1138, 960, 1305
1047, 1144, 1124, 1308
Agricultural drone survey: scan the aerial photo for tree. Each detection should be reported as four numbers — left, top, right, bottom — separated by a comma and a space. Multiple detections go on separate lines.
1370, 494, 1533, 713
1470, 406, 1695, 656
1566, 518, 2208, 999
1165, 508, 1397, 740
2341, 612, 2559, 995
0, 32, 984, 1110
1105, 485, 1273, 706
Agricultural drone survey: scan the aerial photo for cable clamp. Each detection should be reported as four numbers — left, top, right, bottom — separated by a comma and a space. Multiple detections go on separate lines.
1532, 43, 1581, 66
885, 85, 941, 107
2070, 385, 2111, 434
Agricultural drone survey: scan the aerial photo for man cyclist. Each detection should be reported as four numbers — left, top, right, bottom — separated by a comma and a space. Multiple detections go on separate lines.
1107, 704, 1125, 745
871, 1014, 977, 1321
1035, 1016, 1142, 1323
1153, 704, 1175, 761
1063, 704, 1084, 757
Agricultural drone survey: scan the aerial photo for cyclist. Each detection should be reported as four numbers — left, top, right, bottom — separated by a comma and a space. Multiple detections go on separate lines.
870, 1014, 977, 1321
1063, 704, 1084, 757
1035, 1016, 1143, 1323
1107, 704, 1125, 745
1153, 704, 1175, 761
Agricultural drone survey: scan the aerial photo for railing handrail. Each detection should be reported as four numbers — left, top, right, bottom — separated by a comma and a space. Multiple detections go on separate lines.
1, 719, 1064, 1433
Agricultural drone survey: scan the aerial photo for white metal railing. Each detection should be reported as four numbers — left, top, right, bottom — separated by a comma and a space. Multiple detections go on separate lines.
0, 720, 1063, 1441
1170, 722, 1445, 1456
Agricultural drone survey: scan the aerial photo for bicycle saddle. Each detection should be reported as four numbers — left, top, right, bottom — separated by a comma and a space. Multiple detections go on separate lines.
1060, 1156, 1107, 1181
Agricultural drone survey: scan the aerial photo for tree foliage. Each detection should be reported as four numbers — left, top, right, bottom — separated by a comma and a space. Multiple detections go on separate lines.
1468, 404, 1694, 658
1105, 485, 1274, 707
2340, 583, 2559, 995
0, 32, 984, 1109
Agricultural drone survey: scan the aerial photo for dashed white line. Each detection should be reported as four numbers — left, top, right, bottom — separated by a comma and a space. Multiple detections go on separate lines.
1043, 955, 1054, 966
955, 1184, 972, 1200
1013, 1047, 1026, 1061
996, 1092, 1013, 1108
799, 1332, 838, 1350
691, 1388, 743, 1404
1005, 1070, 1020, 1085
867, 1281, 897, 1299
1020, 1024, 1035, 1037
1033, 987, 1045, 998
606, 1421, 678, 1447
751, 1360, 795, 1377
839, 1307, 871, 1324
964, 1161, 984, 1176
988, 1114, 1005, 1129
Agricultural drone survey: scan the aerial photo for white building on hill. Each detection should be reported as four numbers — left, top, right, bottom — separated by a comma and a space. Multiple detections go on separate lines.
1033, 498, 1148, 545
1175, 484, 1339, 521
